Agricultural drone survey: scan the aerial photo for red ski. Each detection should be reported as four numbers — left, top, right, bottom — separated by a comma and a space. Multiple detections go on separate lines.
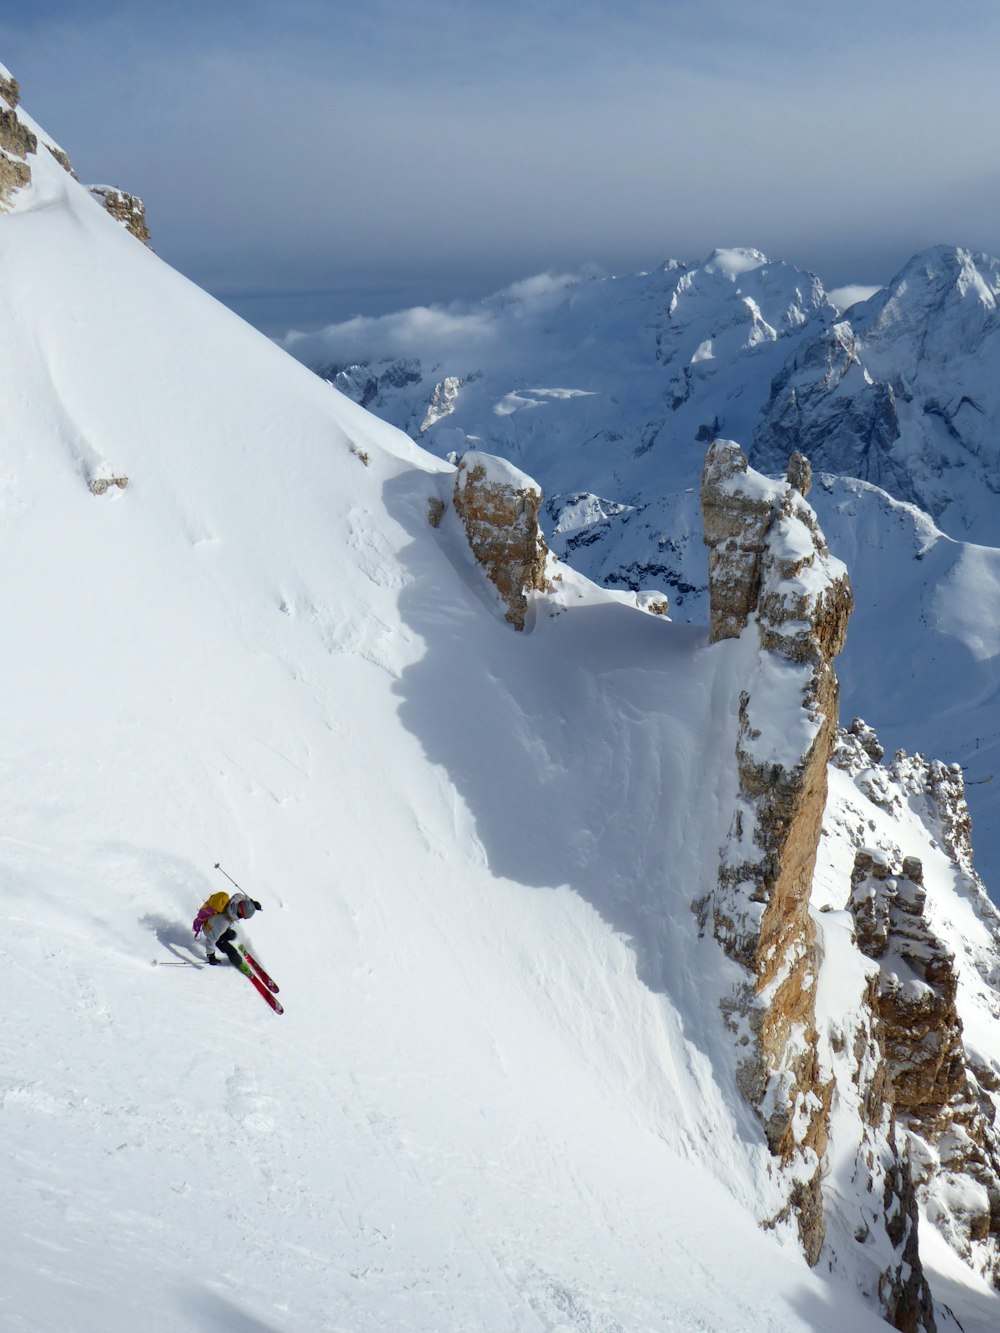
238, 960, 283, 1014
241, 948, 279, 994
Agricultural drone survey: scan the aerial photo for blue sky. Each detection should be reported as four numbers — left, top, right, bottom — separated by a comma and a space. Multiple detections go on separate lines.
4, 1, 1000, 332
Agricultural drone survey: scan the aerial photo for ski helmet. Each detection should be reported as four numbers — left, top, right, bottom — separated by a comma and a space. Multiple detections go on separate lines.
237, 897, 256, 920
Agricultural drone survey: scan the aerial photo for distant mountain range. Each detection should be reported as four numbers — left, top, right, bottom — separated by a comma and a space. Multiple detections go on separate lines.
284, 245, 1000, 891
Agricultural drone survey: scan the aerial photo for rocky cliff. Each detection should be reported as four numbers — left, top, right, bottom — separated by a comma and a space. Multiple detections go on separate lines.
703, 438, 852, 1264
831, 727, 1000, 1287
449, 451, 550, 630
0, 66, 35, 208
698, 437, 981, 1322
87, 185, 151, 245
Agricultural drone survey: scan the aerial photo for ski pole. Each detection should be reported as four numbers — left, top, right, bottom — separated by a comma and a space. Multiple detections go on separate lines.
214, 861, 242, 891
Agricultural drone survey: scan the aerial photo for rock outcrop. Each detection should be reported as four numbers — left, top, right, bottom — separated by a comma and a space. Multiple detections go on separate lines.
832, 727, 1000, 1285
704, 439, 852, 1265
1, 66, 144, 233
452, 451, 549, 630
0, 71, 36, 209
0, 67, 19, 110
88, 186, 151, 245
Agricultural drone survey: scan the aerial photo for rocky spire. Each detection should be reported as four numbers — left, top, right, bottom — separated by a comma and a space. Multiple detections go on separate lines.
703, 439, 853, 1265
834, 729, 1000, 1286
450, 451, 550, 630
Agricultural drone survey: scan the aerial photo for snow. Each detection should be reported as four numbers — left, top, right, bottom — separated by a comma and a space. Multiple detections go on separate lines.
931, 543, 1000, 663
0, 112, 919, 1333
4, 92, 1000, 1332
457, 448, 540, 494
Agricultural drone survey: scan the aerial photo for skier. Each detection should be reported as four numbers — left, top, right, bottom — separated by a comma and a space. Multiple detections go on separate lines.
193, 890, 263, 968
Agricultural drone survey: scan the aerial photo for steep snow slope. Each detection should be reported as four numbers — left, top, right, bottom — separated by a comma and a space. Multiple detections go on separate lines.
0, 90, 917, 1333
810, 480, 1000, 884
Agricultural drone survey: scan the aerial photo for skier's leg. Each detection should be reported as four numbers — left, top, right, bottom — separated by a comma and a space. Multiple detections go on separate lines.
217, 928, 244, 969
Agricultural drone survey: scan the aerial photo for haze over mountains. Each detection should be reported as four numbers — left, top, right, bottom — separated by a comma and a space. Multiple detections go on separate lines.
5, 59, 1000, 1333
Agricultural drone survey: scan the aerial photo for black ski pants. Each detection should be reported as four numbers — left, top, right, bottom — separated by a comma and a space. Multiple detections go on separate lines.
216, 927, 242, 969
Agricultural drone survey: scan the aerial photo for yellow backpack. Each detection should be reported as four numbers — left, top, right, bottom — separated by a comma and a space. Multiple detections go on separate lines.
192, 890, 231, 936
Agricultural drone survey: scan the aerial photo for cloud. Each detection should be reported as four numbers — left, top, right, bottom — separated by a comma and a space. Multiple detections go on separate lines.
5, 1, 1000, 328
827, 285, 882, 314
279, 270, 586, 367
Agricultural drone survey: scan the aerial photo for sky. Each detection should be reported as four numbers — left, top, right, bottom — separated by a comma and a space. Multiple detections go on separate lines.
4, 0, 1000, 334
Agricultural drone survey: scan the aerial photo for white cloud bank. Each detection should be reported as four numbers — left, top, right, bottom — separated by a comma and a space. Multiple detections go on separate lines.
280, 270, 586, 369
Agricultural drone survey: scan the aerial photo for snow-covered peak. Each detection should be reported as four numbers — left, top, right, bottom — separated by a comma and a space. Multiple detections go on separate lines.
754, 244, 1000, 544
858, 245, 1000, 350
702, 245, 770, 277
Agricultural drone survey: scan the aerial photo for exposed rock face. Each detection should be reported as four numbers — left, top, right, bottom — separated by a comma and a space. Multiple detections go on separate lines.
46, 143, 76, 176
0, 68, 20, 109
0, 140, 32, 205
88, 476, 129, 496
326, 359, 423, 412
421, 376, 463, 433
88, 186, 151, 245
833, 722, 1000, 1287
850, 846, 1000, 1279
701, 440, 775, 643
0, 67, 74, 205
704, 439, 852, 1266
0, 103, 35, 158
880, 1141, 937, 1333
786, 449, 811, 497
752, 321, 906, 498
452, 451, 549, 630
851, 851, 967, 1122
0, 98, 36, 209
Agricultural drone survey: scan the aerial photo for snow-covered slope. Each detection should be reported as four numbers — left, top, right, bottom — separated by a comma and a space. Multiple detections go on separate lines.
0, 75, 921, 1333
4, 70, 1000, 1332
